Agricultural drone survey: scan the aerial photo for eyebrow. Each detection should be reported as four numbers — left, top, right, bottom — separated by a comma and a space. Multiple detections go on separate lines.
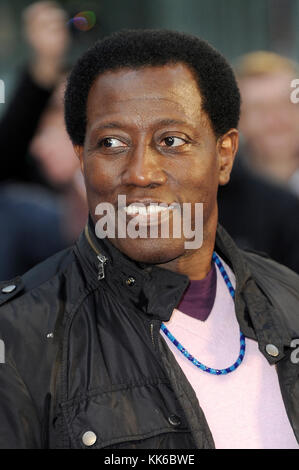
93, 122, 123, 130
92, 118, 190, 132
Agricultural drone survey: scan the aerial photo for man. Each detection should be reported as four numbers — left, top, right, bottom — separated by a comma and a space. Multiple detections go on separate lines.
218, 156, 299, 274
0, 30, 299, 449
235, 51, 299, 191
217, 51, 299, 274
0, 1, 87, 278
0, 184, 67, 280
0, 0, 70, 186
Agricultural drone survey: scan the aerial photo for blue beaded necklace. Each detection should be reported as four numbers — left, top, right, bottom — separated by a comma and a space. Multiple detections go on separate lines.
160, 252, 246, 375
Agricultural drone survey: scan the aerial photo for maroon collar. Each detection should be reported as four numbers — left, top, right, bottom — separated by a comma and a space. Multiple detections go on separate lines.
177, 264, 217, 321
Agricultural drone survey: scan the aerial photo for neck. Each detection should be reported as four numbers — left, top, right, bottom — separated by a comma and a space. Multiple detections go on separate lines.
88, 213, 217, 281
156, 220, 217, 281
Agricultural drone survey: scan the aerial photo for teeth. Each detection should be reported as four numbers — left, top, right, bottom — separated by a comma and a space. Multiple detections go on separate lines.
124, 204, 174, 216
125, 206, 138, 215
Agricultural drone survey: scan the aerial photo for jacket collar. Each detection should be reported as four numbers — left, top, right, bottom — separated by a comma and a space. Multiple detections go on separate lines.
74, 215, 292, 364
74, 216, 190, 323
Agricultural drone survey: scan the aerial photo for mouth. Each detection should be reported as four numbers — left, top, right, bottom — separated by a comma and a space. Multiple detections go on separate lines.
118, 200, 179, 227
124, 203, 176, 215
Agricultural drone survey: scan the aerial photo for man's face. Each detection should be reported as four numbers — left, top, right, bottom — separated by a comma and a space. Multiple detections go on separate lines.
30, 79, 80, 187
239, 73, 299, 160
75, 63, 237, 265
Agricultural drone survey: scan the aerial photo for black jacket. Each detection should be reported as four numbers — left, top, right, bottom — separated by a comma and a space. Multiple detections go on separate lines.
0, 221, 299, 449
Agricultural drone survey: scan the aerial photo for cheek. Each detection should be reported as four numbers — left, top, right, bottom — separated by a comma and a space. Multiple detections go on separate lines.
176, 152, 218, 199
83, 156, 119, 197
180, 156, 219, 226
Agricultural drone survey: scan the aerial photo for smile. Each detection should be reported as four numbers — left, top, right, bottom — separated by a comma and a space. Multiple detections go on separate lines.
123, 204, 176, 216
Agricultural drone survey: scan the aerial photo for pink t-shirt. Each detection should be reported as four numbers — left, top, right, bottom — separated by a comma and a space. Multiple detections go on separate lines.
161, 256, 299, 449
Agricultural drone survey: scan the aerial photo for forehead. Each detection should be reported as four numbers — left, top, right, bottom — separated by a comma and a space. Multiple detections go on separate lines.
86, 63, 204, 125
240, 72, 293, 105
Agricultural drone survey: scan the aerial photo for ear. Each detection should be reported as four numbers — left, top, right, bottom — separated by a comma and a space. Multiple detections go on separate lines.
73, 145, 85, 174
217, 129, 239, 186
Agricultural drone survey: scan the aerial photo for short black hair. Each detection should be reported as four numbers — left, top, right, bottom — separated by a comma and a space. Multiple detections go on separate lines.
65, 29, 240, 145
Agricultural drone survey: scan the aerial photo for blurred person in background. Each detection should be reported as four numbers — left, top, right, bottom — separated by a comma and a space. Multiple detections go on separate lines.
236, 51, 299, 195
28, 73, 88, 243
218, 51, 299, 274
0, 1, 70, 186
0, 1, 87, 280
218, 156, 299, 273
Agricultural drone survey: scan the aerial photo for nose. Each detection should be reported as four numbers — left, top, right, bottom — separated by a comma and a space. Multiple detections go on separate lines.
121, 142, 167, 187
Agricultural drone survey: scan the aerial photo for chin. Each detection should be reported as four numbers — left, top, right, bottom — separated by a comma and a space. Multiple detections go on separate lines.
112, 238, 185, 265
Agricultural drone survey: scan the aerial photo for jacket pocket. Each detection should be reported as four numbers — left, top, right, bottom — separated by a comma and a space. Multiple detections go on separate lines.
60, 380, 195, 449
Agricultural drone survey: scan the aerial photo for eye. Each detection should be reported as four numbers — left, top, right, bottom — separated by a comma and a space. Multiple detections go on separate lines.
161, 136, 187, 147
98, 137, 127, 148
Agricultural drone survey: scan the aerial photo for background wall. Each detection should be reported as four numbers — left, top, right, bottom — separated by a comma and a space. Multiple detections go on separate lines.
1, 0, 299, 102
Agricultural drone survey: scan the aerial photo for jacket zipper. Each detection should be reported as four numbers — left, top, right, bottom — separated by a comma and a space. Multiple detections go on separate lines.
86, 225, 159, 349
84, 224, 108, 281
150, 321, 163, 349
150, 322, 155, 347
97, 254, 108, 280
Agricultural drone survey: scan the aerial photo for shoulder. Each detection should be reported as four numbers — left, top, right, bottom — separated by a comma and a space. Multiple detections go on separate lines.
0, 245, 79, 335
242, 249, 299, 293
221, 157, 299, 211
0, 244, 88, 392
242, 249, 299, 334
0, 245, 82, 421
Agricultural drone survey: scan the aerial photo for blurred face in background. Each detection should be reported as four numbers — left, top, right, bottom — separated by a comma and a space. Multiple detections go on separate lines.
239, 72, 299, 166
30, 78, 80, 187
